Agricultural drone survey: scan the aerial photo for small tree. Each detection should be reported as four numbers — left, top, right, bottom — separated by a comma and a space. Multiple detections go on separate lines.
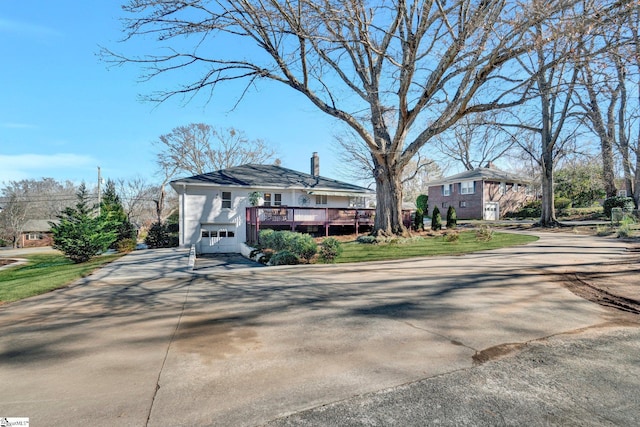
101, 179, 136, 248
431, 207, 442, 231
414, 195, 428, 231
51, 184, 117, 263
446, 206, 457, 229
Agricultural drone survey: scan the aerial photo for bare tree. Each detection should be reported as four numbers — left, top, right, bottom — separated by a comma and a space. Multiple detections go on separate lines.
156, 123, 278, 177
0, 193, 28, 248
433, 113, 518, 171
115, 176, 159, 227
106, 0, 585, 235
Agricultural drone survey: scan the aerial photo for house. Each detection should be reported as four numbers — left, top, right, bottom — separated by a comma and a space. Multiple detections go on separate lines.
171, 153, 408, 254
427, 165, 534, 220
20, 219, 56, 248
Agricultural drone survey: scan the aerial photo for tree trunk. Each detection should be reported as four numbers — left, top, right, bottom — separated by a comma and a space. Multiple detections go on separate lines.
601, 136, 617, 198
372, 158, 406, 236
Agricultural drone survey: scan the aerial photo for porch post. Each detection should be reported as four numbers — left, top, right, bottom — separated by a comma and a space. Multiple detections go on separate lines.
325, 208, 329, 237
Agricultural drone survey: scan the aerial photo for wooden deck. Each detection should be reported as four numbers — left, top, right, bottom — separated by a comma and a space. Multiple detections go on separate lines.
246, 206, 412, 244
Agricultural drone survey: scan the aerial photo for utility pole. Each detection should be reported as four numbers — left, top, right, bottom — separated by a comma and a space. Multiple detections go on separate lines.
97, 166, 102, 216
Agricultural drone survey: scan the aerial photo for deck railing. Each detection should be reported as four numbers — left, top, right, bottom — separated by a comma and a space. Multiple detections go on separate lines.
245, 206, 411, 244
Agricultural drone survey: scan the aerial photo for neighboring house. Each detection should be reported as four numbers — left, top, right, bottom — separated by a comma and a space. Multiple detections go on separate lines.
427, 165, 534, 220
20, 219, 56, 248
170, 153, 403, 254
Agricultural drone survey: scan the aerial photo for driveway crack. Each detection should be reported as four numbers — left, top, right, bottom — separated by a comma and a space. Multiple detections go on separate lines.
145, 278, 194, 427
401, 320, 478, 353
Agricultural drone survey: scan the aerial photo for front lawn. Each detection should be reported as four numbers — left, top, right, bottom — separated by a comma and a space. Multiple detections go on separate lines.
0, 253, 123, 304
336, 231, 539, 263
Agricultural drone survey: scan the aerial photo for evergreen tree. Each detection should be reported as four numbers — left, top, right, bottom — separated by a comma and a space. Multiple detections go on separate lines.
101, 179, 136, 246
431, 206, 442, 231
51, 183, 118, 263
446, 206, 457, 229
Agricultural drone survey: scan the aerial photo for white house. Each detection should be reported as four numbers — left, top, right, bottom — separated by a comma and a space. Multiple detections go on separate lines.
170, 153, 377, 254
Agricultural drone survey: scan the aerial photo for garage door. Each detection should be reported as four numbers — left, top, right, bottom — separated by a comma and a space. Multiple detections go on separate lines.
484, 202, 499, 221
200, 225, 237, 253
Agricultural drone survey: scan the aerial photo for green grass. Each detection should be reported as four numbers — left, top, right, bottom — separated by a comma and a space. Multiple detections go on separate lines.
0, 252, 123, 304
336, 231, 539, 263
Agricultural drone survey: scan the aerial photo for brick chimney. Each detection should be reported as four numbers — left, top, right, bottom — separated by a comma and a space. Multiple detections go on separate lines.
485, 161, 496, 169
310, 152, 320, 177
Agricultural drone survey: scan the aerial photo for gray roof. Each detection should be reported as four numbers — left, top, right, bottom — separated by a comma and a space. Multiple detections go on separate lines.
23, 219, 57, 232
429, 167, 531, 186
170, 164, 374, 194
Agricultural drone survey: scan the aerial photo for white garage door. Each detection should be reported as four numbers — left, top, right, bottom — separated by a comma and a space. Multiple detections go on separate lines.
484, 202, 500, 221
200, 225, 238, 253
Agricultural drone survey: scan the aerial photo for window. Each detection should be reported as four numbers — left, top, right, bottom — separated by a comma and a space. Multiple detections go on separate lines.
460, 181, 475, 194
349, 196, 366, 208
459, 201, 467, 208
263, 193, 281, 207
442, 202, 448, 208
316, 194, 328, 205
618, 190, 627, 197
222, 191, 232, 209
443, 184, 452, 196
26, 233, 41, 240
499, 182, 506, 195
525, 186, 534, 196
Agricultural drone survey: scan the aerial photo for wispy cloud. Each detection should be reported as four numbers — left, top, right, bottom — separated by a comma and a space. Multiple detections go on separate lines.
0, 122, 36, 129
0, 18, 62, 39
0, 153, 95, 184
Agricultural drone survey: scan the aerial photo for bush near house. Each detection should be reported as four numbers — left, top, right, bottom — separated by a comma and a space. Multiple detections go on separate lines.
318, 237, 343, 263
258, 229, 318, 264
145, 222, 179, 248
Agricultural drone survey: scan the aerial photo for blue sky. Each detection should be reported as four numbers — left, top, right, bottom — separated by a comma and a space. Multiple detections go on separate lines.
0, 1, 344, 186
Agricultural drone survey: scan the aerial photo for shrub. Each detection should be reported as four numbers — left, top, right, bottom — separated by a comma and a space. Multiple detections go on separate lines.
554, 197, 572, 211
414, 208, 424, 231
416, 194, 428, 212
446, 206, 457, 229
356, 235, 377, 244
475, 225, 494, 242
289, 233, 318, 262
506, 200, 541, 219
616, 215, 637, 238
603, 196, 635, 218
116, 238, 137, 253
443, 231, 459, 242
319, 237, 343, 263
270, 250, 300, 265
145, 222, 175, 248
257, 230, 317, 262
431, 206, 442, 231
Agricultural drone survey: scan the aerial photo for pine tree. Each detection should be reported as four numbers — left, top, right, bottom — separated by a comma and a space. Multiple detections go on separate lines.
100, 179, 136, 247
50, 183, 118, 263
446, 206, 457, 229
431, 206, 442, 231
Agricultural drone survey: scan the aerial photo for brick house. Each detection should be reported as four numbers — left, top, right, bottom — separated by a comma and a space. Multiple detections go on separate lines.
427, 166, 534, 220
21, 219, 56, 248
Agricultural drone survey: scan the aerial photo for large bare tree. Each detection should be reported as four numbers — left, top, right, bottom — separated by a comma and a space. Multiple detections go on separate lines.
108, 0, 590, 235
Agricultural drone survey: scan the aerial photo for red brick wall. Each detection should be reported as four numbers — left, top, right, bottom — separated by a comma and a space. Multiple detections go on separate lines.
428, 180, 534, 220
21, 232, 54, 248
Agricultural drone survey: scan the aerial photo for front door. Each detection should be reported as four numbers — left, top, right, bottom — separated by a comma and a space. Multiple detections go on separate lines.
484, 202, 499, 220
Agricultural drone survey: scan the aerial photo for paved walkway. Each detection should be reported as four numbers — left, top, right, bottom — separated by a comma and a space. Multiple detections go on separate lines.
0, 233, 637, 426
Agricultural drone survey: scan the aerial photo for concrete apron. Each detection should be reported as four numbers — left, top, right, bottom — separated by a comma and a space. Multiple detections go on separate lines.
0, 233, 632, 426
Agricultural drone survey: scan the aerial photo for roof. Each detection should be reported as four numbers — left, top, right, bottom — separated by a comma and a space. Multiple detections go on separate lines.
170, 164, 374, 194
23, 219, 57, 232
428, 167, 531, 186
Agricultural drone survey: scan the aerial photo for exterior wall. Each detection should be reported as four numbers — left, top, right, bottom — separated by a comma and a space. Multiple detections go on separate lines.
428, 179, 533, 220
428, 181, 484, 220
484, 181, 532, 217
176, 185, 362, 252
21, 232, 54, 248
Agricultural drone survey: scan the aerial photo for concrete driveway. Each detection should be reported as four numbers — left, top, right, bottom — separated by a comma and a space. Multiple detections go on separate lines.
0, 233, 635, 426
